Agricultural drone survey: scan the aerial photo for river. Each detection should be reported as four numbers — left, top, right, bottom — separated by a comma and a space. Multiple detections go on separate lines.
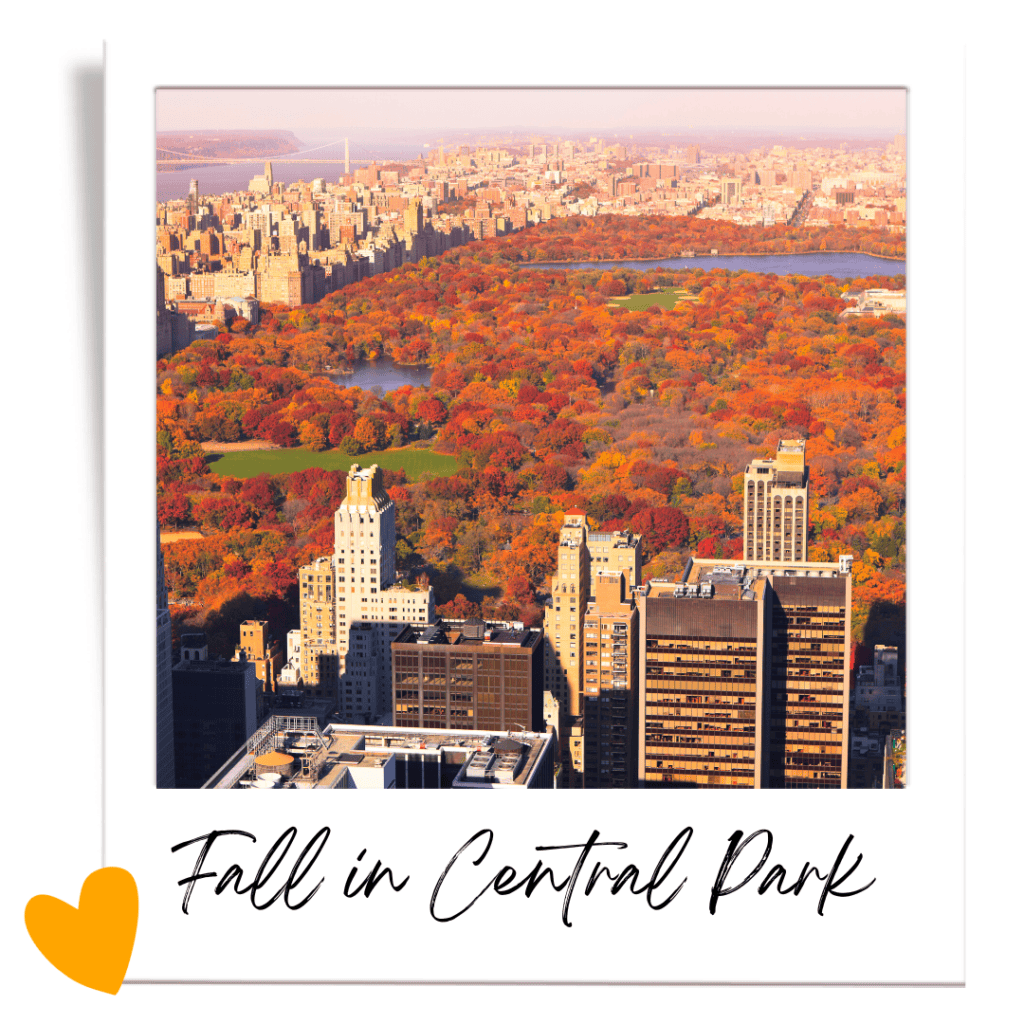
158, 161, 362, 203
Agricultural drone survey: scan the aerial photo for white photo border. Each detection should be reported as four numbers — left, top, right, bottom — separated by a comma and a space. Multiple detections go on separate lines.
103, 36, 963, 987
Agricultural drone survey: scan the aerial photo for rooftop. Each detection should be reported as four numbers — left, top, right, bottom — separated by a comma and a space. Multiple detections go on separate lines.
394, 618, 540, 649
588, 530, 640, 548
202, 717, 552, 790
642, 555, 852, 603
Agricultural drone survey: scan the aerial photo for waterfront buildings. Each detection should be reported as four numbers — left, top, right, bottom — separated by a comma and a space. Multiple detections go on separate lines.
247, 161, 274, 194
156, 138, 905, 328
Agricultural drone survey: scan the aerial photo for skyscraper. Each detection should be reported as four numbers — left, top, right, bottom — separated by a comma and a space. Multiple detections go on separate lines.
543, 511, 644, 787
636, 556, 852, 789
743, 439, 809, 562
638, 570, 768, 788
580, 572, 639, 789
543, 509, 590, 719
543, 509, 590, 785
295, 464, 434, 720
247, 162, 274, 195
766, 567, 852, 788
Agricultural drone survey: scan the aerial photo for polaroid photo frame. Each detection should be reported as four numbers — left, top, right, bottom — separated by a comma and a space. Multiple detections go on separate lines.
93, 31, 963, 991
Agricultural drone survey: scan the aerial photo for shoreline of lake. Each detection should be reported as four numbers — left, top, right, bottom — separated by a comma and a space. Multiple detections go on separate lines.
523, 249, 905, 267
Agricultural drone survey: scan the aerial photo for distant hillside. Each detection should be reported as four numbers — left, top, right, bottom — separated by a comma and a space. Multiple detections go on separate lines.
156, 129, 304, 160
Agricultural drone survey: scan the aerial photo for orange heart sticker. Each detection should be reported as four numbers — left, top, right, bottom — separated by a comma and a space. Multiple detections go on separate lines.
25, 867, 138, 995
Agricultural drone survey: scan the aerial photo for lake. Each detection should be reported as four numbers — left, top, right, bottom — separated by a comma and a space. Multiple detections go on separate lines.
328, 355, 433, 394
526, 252, 904, 278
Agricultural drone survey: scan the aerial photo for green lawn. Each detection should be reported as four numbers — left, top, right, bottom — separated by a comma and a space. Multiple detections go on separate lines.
206, 446, 461, 481
607, 287, 697, 311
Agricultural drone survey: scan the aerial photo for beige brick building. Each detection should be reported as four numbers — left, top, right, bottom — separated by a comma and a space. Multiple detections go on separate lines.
294, 465, 434, 720
581, 572, 639, 788
743, 439, 809, 562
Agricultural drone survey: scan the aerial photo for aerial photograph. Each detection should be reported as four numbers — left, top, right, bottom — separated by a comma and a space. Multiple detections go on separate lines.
154, 88, 907, 793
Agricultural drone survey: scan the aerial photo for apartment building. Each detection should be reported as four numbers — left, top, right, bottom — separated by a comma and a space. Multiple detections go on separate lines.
580, 571, 639, 789
294, 464, 434, 720
585, 529, 642, 597
743, 439, 809, 562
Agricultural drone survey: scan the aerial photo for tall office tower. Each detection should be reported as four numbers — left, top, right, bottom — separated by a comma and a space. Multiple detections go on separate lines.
637, 557, 852, 789
156, 525, 175, 788
581, 572, 639, 789
686, 144, 700, 165
638, 571, 769, 788
766, 566, 852, 788
543, 509, 590, 785
296, 464, 434, 720
171, 635, 257, 788
585, 528, 642, 597
264, 161, 273, 189
188, 179, 199, 216
392, 618, 543, 733
743, 439, 809, 562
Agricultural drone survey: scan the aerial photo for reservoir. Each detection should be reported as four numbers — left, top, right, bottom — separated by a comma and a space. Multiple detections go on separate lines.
526, 252, 904, 278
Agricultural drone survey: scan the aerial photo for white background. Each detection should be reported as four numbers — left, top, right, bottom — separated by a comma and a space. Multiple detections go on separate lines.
3, 3, 1015, 1019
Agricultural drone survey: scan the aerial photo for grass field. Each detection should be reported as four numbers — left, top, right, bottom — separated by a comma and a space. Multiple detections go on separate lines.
206, 446, 461, 481
607, 287, 697, 311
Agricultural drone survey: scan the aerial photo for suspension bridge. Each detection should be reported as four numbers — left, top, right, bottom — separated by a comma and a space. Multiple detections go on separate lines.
156, 136, 415, 169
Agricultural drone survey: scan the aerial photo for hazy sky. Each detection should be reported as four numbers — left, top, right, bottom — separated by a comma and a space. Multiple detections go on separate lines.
156, 88, 905, 136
